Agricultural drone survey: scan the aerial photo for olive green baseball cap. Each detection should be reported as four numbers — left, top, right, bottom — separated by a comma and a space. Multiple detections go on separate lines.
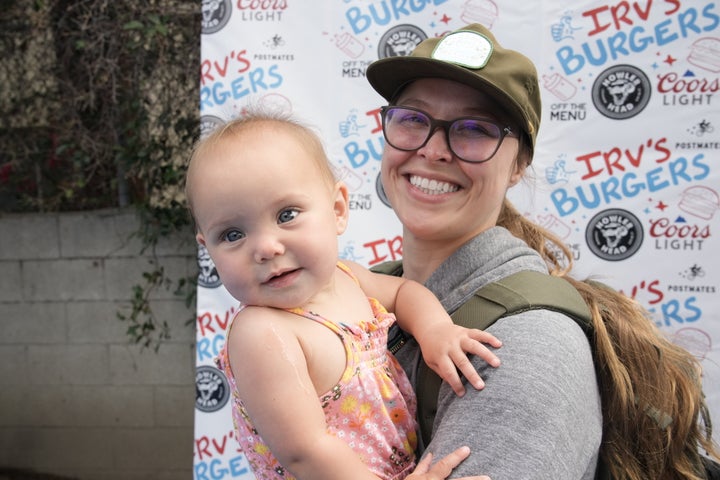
367, 23, 541, 155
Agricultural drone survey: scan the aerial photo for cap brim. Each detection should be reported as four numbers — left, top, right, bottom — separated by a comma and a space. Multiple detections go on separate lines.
367, 56, 525, 128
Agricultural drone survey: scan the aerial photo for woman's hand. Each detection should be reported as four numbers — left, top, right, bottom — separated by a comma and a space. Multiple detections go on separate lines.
406, 447, 491, 480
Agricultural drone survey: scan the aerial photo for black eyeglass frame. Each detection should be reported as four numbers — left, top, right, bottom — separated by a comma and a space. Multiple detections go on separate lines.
380, 105, 515, 164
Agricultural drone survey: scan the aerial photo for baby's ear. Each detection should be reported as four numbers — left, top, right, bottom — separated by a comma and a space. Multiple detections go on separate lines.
333, 181, 350, 234
196, 231, 207, 247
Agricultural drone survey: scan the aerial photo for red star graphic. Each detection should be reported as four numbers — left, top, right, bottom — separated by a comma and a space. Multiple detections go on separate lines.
440, 13, 451, 24
664, 54, 676, 66
656, 200, 668, 211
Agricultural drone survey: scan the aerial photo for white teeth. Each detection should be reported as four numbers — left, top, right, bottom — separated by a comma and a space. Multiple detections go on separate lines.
409, 175, 459, 195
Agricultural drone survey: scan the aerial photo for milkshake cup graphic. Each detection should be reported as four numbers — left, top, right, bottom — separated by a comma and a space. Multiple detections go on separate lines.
543, 73, 577, 101
335, 32, 364, 58
333, 165, 364, 192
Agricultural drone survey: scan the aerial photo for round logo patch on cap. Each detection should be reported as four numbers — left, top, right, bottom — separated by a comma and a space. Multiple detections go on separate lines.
431, 30, 493, 69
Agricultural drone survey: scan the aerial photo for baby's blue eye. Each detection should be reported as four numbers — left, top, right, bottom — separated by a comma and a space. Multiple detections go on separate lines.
222, 229, 245, 242
278, 208, 299, 224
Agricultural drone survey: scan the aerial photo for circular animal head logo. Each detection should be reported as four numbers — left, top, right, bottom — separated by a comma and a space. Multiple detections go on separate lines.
201, 0, 232, 35
592, 64, 651, 119
378, 24, 427, 59
197, 244, 223, 288
585, 208, 644, 261
195, 365, 230, 413
200, 115, 225, 139
375, 172, 392, 208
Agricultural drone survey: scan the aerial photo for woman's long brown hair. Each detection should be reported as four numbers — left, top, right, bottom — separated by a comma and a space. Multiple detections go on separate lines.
498, 198, 720, 479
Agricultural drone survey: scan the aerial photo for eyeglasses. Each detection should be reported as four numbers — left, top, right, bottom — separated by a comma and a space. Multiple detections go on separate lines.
380, 106, 514, 163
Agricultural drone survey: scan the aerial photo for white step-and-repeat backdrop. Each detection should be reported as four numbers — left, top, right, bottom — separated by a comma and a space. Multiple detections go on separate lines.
193, 1, 720, 478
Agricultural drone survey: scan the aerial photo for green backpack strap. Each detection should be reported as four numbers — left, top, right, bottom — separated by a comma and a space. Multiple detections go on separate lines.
416, 270, 593, 445
371, 263, 597, 464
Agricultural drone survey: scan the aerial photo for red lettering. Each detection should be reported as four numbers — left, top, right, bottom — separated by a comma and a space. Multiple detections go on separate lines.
622, 279, 664, 304
197, 312, 215, 337
583, 6, 612, 36
654, 137, 671, 164
197, 308, 236, 337
664, 0, 681, 15
576, 151, 606, 179
363, 236, 403, 266
657, 73, 720, 93
195, 436, 212, 461
603, 147, 627, 175
237, 0, 288, 10
212, 436, 228, 455
200, 60, 214, 85
366, 107, 383, 134
583, 0, 663, 35
194, 432, 239, 460
364, 239, 388, 265
214, 311, 232, 332
577, 138, 672, 178
649, 218, 711, 238
200, 50, 251, 86
611, 2, 635, 28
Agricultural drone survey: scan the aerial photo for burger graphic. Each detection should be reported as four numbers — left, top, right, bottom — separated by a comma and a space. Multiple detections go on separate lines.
688, 37, 720, 73
460, 0, 499, 28
678, 185, 720, 220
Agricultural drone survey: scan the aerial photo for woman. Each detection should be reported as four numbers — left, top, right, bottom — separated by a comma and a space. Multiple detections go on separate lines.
367, 23, 719, 479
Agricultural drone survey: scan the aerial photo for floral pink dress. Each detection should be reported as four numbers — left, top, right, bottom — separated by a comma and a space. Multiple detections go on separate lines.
216, 262, 418, 480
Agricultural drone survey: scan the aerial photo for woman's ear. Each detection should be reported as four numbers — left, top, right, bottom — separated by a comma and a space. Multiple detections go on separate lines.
508, 145, 531, 187
333, 181, 350, 235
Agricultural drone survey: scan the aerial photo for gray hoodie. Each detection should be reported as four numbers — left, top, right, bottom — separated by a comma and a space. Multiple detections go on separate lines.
392, 227, 602, 479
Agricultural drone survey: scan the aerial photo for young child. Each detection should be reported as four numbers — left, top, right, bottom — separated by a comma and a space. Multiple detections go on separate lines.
185, 110, 501, 480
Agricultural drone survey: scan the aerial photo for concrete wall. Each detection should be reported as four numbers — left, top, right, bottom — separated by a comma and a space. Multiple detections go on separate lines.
0, 209, 198, 480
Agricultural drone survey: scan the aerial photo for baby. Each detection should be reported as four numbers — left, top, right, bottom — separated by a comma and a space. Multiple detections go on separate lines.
185, 109, 499, 480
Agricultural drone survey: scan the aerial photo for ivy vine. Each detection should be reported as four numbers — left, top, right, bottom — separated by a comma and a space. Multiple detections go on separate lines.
0, 0, 201, 350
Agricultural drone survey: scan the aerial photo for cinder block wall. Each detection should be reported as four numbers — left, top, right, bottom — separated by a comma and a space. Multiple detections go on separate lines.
0, 209, 198, 480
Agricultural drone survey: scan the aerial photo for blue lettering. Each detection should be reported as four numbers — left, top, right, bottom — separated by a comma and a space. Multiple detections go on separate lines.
600, 176, 622, 203
346, 0, 446, 34
628, 26, 653, 51
646, 166, 670, 191
655, 18, 678, 46
210, 458, 228, 478
344, 137, 384, 168
230, 76, 250, 100
550, 187, 579, 216
621, 171, 644, 197
607, 31, 631, 59
657, 297, 702, 327
196, 334, 225, 361
684, 297, 702, 323
555, 46, 585, 75
702, 3, 720, 31
690, 153, 710, 180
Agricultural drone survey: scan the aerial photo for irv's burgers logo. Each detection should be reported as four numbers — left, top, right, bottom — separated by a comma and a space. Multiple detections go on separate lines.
592, 64, 651, 120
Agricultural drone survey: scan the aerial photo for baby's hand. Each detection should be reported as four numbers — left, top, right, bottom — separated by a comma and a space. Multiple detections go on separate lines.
415, 323, 501, 396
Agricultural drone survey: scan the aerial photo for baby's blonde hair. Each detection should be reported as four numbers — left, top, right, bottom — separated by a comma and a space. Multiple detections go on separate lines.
185, 107, 337, 216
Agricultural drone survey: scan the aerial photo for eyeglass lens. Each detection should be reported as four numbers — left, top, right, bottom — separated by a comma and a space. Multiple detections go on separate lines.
381, 106, 510, 163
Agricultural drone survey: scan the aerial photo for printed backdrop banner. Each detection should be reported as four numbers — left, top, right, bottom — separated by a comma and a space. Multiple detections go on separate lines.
194, 1, 720, 478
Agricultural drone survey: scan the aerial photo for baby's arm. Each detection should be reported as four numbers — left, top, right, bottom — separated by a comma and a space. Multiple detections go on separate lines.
229, 306, 490, 480
229, 306, 383, 480
346, 261, 501, 396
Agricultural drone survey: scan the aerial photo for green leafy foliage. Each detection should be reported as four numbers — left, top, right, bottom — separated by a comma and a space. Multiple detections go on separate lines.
1, 0, 201, 350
